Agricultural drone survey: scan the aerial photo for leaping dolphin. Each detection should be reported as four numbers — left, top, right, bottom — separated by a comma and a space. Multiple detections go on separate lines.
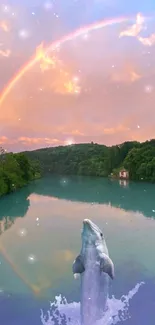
72, 219, 114, 325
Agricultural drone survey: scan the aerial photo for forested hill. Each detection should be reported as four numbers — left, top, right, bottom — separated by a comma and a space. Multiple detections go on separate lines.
24, 139, 155, 182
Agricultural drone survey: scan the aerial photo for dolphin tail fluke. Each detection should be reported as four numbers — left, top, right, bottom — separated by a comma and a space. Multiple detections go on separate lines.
72, 254, 85, 276
99, 253, 115, 280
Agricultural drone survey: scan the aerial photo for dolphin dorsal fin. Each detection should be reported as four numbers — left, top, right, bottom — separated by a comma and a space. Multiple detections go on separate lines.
72, 254, 85, 275
100, 253, 114, 280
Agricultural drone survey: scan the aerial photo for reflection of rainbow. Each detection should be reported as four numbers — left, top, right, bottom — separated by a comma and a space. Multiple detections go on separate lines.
0, 243, 41, 295
0, 242, 53, 296
0, 16, 131, 106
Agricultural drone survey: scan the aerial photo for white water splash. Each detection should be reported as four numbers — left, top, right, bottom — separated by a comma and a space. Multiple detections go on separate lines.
40, 282, 144, 325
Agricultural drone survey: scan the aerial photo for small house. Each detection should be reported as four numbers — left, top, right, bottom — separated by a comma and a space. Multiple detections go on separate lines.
119, 168, 129, 180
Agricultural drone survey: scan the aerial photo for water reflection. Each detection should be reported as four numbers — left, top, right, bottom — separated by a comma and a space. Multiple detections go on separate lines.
0, 176, 155, 324
119, 179, 129, 188
0, 176, 155, 228
0, 177, 155, 289
31, 176, 155, 218
0, 187, 31, 218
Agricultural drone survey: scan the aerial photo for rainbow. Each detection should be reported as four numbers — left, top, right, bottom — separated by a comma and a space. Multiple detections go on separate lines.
0, 15, 131, 106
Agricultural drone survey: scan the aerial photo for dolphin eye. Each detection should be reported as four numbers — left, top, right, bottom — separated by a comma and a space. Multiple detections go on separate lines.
100, 233, 103, 238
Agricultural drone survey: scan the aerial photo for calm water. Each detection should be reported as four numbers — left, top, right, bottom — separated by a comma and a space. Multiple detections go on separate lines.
0, 176, 155, 325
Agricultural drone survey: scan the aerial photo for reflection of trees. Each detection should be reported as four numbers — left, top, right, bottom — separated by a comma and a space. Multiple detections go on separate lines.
0, 217, 15, 235
33, 176, 155, 219
0, 186, 31, 235
0, 175, 155, 236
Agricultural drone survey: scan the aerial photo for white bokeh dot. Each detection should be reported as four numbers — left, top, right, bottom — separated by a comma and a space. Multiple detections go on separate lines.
18, 228, 27, 237
28, 254, 36, 264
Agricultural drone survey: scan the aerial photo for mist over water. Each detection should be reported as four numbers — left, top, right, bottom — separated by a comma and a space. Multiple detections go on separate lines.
40, 282, 144, 325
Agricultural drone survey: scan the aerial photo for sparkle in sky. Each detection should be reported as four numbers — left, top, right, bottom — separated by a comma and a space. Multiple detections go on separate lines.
0, 1, 155, 151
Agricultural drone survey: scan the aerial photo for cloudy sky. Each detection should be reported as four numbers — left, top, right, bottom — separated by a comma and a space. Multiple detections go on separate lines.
0, 0, 155, 151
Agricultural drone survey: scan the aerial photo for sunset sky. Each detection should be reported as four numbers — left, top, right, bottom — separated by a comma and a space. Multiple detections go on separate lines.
0, 0, 155, 152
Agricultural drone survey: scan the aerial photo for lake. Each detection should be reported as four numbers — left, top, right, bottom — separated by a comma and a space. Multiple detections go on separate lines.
0, 175, 155, 325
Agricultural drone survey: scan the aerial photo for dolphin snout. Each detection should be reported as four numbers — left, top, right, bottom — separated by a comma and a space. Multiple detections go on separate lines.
83, 219, 102, 236
83, 219, 94, 233
83, 219, 92, 230
83, 219, 90, 225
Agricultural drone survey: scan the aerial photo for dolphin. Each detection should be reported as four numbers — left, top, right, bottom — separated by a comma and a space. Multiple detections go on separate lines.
72, 219, 114, 325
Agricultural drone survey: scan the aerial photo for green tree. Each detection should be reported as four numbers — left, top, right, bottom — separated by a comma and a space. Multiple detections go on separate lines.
0, 148, 41, 197
23, 139, 155, 183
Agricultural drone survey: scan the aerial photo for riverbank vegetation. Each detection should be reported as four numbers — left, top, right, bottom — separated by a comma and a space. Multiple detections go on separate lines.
0, 148, 41, 197
24, 139, 155, 182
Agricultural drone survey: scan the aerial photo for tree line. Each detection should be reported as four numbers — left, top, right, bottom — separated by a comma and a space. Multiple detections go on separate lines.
1, 138, 154, 198
24, 139, 155, 182
0, 147, 41, 197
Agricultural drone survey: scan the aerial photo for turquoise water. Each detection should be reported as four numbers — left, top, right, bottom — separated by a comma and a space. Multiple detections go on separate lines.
0, 176, 155, 324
